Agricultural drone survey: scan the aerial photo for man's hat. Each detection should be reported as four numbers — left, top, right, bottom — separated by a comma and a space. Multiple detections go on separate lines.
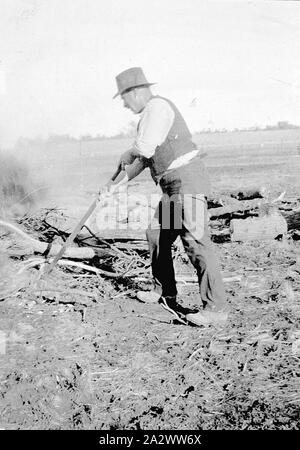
113, 67, 155, 99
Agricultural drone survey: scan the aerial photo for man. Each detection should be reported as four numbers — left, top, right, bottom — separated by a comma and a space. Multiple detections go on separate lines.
101, 67, 228, 326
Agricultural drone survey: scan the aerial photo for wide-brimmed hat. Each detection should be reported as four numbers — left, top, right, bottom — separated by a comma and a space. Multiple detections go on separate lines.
113, 67, 156, 99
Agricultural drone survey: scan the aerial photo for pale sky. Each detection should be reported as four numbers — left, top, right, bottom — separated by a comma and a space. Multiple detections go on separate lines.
0, 0, 300, 147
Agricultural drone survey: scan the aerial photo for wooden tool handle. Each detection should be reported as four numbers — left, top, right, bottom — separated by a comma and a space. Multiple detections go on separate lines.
111, 165, 122, 181
44, 198, 98, 275
43, 165, 123, 276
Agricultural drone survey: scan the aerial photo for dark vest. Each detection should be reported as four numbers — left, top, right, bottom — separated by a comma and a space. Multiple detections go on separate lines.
138, 96, 197, 181
137, 95, 211, 197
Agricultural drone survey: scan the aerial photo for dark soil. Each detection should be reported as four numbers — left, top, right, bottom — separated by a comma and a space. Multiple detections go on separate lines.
0, 223, 299, 430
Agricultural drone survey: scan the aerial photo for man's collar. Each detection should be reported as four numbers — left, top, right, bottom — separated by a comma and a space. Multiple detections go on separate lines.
138, 95, 156, 114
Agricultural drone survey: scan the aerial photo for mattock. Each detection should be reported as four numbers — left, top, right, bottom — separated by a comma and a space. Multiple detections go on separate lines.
42, 166, 123, 277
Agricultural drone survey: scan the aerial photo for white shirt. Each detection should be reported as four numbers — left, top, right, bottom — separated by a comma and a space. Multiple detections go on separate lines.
132, 96, 199, 171
133, 97, 175, 158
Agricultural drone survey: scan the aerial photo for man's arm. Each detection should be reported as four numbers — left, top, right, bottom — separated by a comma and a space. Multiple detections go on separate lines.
118, 98, 175, 167
133, 98, 174, 158
118, 147, 140, 170
125, 157, 148, 181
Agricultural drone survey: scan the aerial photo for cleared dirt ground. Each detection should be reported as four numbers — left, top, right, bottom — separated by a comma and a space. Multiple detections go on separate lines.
0, 129, 299, 429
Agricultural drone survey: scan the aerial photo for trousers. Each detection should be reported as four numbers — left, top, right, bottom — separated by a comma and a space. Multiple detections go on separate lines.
146, 162, 227, 312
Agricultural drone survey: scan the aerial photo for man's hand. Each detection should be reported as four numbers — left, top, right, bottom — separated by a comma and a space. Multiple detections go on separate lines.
118, 149, 138, 170
98, 170, 129, 201
98, 180, 114, 200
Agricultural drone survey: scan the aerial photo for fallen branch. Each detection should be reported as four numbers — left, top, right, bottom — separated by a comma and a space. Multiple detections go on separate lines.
208, 199, 264, 219
20, 257, 124, 278
0, 286, 25, 302
82, 225, 132, 259
0, 219, 114, 259
136, 274, 242, 284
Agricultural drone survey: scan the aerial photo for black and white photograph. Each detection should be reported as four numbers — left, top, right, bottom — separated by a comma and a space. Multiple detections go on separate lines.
0, 0, 299, 436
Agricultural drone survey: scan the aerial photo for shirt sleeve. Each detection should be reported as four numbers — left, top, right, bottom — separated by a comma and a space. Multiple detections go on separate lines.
125, 157, 148, 181
133, 98, 175, 158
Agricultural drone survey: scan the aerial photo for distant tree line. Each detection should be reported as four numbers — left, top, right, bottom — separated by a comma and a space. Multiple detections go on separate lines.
15, 120, 300, 148
194, 121, 300, 134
